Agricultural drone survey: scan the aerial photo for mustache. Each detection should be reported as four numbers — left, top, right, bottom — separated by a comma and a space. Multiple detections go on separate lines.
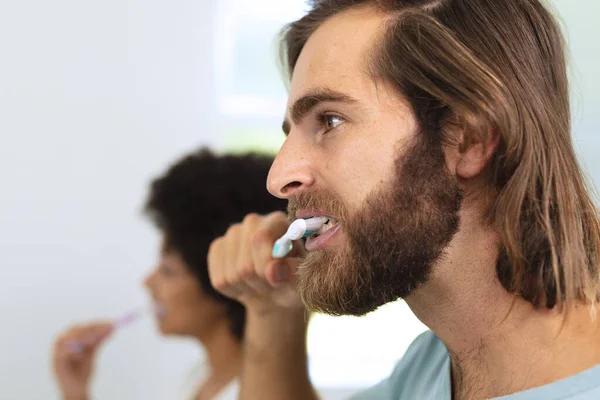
287, 189, 348, 221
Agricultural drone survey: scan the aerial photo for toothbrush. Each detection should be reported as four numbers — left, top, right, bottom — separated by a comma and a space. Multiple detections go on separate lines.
66, 305, 162, 353
272, 217, 327, 259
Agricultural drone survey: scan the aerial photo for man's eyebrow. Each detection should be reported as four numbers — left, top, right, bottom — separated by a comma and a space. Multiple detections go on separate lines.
281, 88, 358, 136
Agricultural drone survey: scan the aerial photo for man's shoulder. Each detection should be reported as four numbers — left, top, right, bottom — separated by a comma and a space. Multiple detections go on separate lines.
351, 330, 451, 400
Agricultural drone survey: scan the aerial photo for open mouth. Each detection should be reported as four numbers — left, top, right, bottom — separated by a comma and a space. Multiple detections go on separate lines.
302, 215, 342, 252
307, 217, 340, 238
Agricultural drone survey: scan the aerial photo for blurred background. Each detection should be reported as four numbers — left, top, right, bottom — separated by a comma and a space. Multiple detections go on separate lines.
0, 0, 597, 399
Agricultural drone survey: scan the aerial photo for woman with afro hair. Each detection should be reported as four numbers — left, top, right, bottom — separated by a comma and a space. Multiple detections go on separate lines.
52, 148, 286, 400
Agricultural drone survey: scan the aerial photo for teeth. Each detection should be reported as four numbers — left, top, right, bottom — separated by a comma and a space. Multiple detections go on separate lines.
317, 218, 338, 235
302, 216, 340, 237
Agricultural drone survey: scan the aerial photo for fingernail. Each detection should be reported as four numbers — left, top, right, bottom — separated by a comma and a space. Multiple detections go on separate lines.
275, 263, 289, 282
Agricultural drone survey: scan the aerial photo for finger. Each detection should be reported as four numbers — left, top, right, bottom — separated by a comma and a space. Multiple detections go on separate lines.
208, 237, 226, 291
208, 235, 241, 299
63, 323, 113, 354
238, 214, 272, 294
290, 236, 308, 258
227, 218, 276, 301
264, 258, 305, 309
54, 324, 112, 367
238, 214, 261, 276
242, 273, 275, 295
222, 224, 247, 299
251, 212, 292, 278
264, 257, 302, 287
55, 323, 105, 347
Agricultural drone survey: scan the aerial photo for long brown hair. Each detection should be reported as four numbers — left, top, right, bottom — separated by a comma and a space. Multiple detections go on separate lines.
280, 0, 600, 309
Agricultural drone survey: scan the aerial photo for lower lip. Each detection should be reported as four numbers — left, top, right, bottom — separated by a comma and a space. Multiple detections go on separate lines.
305, 224, 342, 252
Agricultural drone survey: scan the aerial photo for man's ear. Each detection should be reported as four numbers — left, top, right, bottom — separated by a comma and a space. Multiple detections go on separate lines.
453, 127, 500, 179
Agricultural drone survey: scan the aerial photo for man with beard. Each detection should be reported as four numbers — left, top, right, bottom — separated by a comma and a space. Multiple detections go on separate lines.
207, 0, 600, 399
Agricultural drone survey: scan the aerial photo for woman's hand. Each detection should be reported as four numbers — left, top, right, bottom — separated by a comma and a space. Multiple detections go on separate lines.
52, 322, 113, 400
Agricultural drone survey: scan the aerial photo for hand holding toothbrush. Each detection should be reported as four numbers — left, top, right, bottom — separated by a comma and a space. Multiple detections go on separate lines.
208, 211, 322, 313
52, 306, 155, 399
208, 211, 321, 400
52, 321, 113, 400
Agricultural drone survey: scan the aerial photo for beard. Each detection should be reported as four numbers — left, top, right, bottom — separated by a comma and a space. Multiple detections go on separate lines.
288, 135, 463, 316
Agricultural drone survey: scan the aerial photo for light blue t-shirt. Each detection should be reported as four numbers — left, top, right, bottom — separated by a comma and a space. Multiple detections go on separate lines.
353, 330, 600, 400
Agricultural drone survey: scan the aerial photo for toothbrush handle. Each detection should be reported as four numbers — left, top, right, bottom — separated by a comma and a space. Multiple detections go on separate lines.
113, 308, 144, 329
66, 308, 144, 353
272, 238, 293, 259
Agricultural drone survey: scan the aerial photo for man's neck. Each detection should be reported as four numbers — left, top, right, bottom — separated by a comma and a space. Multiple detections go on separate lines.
406, 209, 600, 399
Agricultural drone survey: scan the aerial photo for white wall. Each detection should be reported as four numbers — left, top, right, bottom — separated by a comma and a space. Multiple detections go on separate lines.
0, 1, 219, 399
553, 0, 600, 179
0, 1, 598, 400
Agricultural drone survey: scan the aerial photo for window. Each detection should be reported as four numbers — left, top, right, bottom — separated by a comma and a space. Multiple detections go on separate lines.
214, 0, 428, 390
214, 0, 306, 152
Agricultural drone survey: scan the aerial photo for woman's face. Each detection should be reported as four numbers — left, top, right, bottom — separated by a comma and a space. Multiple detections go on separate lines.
144, 239, 225, 337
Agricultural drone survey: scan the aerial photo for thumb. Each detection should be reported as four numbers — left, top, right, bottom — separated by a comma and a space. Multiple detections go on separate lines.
265, 257, 302, 287
265, 236, 306, 286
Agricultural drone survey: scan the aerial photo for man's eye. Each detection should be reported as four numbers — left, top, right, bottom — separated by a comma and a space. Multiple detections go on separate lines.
327, 115, 344, 129
318, 113, 345, 131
